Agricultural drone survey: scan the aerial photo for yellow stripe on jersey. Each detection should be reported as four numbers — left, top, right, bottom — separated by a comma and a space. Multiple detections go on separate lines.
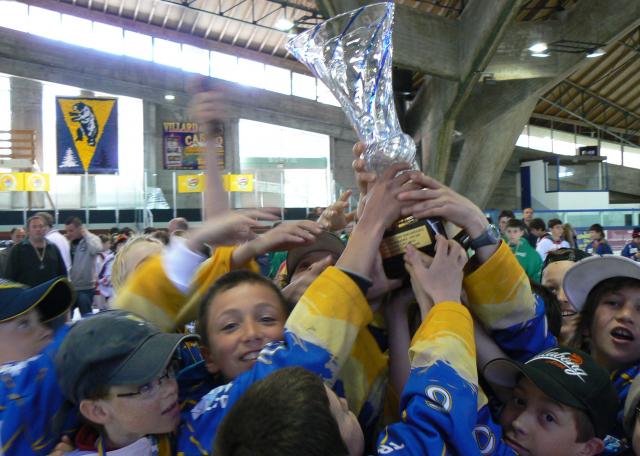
410, 302, 477, 388
463, 242, 536, 330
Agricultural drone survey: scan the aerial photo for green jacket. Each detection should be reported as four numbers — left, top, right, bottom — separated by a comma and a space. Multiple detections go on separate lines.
509, 237, 542, 282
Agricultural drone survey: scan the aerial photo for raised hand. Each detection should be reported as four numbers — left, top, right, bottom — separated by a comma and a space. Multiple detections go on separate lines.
403, 236, 468, 317
186, 209, 279, 253
317, 190, 356, 232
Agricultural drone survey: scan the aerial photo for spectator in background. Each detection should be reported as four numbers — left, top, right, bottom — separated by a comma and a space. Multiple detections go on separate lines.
0, 228, 25, 277
497, 210, 515, 238
120, 227, 135, 238
167, 217, 189, 235
522, 207, 534, 226
562, 223, 578, 249
35, 212, 72, 273
65, 217, 102, 317
622, 227, 640, 262
4, 215, 67, 286
505, 218, 542, 282
535, 218, 570, 261
585, 223, 613, 256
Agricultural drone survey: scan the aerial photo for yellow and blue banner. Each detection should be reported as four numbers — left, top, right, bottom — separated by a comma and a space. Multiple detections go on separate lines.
0, 173, 49, 192
56, 97, 118, 174
24, 172, 50, 192
178, 174, 206, 193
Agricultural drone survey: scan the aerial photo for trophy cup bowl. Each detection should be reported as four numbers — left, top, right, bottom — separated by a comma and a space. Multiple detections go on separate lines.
286, 1, 415, 175
287, 2, 467, 278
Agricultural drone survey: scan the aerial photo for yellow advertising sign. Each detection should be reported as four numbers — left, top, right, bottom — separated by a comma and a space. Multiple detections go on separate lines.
223, 174, 254, 192
24, 173, 50, 192
0, 173, 24, 191
178, 174, 205, 193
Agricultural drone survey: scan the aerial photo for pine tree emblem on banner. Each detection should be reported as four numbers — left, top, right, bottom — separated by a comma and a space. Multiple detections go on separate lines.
56, 97, 119, 174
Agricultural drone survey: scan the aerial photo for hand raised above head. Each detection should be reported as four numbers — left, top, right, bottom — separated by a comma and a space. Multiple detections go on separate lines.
317, 190, 355, 232
397, 171, 487, 240
403, 236, 468, 315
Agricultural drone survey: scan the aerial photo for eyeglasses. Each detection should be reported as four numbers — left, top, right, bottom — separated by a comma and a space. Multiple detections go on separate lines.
115, 362, 177, 399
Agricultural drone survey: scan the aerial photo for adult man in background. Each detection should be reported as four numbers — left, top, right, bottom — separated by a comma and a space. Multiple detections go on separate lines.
4, 215, 66, 286
167, 217, 189, 236
522, 207, 534, 226
35, 211, 71, 272
0, 227, 25, 277
65, 216, 101, 316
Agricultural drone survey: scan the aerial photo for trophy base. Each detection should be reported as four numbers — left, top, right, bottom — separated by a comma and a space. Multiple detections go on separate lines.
379, 217, 469, 279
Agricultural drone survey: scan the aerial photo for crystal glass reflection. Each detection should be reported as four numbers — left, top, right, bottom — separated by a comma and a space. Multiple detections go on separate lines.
287, 2, 415, 174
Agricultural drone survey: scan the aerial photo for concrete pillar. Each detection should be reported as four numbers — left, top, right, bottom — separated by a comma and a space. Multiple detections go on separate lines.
10, 76, 42, 209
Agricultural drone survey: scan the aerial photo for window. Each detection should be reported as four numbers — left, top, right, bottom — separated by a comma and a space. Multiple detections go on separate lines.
236, 58, 265, 89
182, 44, 210, 76
292, 73, 316, 100
153, 38, 182, 68
516, 125, 529, 148
551, 129, 577, 156
238, 119, 331, 207
263, 65, 291, 95
528, 125, 552, 153
60, 15, 93, 48
92, 22, 124, 55
28, 6, 60, 41
624, 145, 640, 169
316, 81, 340, 106
0, 1, 28, 32
601, 141, 622, 166
123, 30, 153, 61
210, 51, 238, 82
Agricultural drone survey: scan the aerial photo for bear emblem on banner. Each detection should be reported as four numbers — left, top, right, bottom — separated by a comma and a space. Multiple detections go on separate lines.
56, 97, 119, 174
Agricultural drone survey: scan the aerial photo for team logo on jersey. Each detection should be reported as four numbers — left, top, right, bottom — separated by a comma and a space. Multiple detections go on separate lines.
473, 425, 496, 455
424, 385, 452, 413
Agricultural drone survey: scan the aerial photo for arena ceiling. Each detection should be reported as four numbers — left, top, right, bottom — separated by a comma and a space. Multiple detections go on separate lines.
23, 0, 640, 144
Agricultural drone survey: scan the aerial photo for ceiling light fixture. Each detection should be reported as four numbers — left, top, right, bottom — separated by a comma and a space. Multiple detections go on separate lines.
529, 42, 548, 53
275, 17, 294, 32
531, 52, 550, 58
164, 94, 176, 101
586, 48, 606, 58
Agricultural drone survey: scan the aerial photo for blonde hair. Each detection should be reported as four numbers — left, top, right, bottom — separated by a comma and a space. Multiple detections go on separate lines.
111, 236, 164, 291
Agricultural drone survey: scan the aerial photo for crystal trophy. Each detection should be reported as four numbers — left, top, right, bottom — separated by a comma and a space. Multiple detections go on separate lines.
287, 2, 465, 278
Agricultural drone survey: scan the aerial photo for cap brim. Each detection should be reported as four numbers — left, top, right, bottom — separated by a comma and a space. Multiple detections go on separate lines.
2, 277, 75, 323
109, 332, 198, 386
563, 255, 640, 312
286, 231, 345, 277
483, 358, 585, 412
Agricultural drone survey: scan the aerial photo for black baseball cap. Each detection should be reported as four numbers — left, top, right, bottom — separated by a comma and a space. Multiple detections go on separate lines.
285, 231, 345, 280
483, 346, 618, 439
542, 247, 591, 272
0, 277, 74, 323
55, 310, 198, 404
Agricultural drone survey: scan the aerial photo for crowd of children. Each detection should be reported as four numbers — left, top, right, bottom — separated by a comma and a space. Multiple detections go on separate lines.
1, 90, 640, 456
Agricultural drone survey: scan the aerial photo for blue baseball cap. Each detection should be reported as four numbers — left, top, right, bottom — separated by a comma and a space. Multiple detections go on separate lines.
0, 277, 74, 323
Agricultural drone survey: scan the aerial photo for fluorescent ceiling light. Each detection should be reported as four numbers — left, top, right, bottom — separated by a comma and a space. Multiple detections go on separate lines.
531, 52, 550, 58
164, 94, 175, 100
587, 48, 606, 58
529, 42, 548, 53
275, 18, 294, 31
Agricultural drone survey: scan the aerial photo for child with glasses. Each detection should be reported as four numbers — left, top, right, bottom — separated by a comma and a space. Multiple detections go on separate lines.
53, 310, 197, 456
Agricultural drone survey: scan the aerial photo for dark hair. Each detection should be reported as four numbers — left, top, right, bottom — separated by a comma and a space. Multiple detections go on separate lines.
26, 215, 45, 229
506, 219, 525, 231
569, 277, 640, 352
120, 227, 134, 236
498, 210, 515, 220
109, 227, 120, 235
150, 230, 170, 245
65, 216, 83, 227
34, 211, 54, 227
542, 248, 591, 272
548, 218, 563, 229
589, 224, 605, 237
530, 281, 562, 339
213, 367, 349, 456
529, 218, 546, 232
196, 270, 289, 351
143, 227, 157, 234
